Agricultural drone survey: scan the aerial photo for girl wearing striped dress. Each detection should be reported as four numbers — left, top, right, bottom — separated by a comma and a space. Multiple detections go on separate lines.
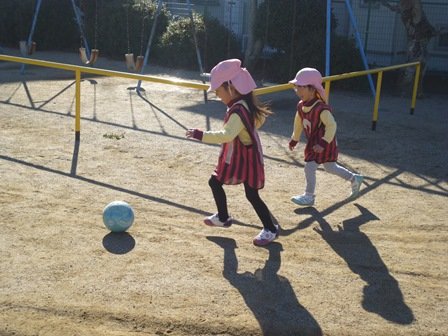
186, 59, 278, 246
288, 67, 364, 206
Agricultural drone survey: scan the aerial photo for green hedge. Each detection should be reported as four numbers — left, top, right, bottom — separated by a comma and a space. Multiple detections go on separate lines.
155, 14, 241, 71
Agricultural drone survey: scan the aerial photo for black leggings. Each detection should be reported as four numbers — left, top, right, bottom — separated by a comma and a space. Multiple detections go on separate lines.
208, 175, 276, 232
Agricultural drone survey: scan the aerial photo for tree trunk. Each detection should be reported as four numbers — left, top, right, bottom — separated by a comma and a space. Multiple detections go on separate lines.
243, 0, 263, 71
382, 0, 436, 97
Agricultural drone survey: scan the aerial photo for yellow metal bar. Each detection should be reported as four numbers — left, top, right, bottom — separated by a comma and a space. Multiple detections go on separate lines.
75, 70, 81, 140
410, 63, 421, 115
0, 54, 208, 91
0, 54, 420, 98
372, 71, 383, 130
0, 53, 422, 129
254, 83, 293, 96
324, 80, 331, 103
324, 61, 420, 83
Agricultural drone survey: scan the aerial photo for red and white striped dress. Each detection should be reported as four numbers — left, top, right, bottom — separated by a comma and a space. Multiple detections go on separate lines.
213, 100, 265, 190
297, 100, 338, 164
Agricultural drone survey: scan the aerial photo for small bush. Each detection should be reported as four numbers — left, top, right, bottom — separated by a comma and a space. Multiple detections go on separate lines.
97, 0, 169, 59
155, 13, 241, 71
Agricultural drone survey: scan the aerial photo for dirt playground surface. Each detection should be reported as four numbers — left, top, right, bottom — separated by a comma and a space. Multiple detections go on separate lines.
1, 50, 447, 335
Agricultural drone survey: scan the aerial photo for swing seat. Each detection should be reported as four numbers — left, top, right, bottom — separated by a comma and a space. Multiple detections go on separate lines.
125, 54, 145, 72
79, 47, 99, 66
125, 53, 136, 71
90, 49, 99, 64
135, 55, 144, 72
19, 41, 36, 56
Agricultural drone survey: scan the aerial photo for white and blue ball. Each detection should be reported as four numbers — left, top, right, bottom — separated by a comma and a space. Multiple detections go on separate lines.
103, 201, 134, 232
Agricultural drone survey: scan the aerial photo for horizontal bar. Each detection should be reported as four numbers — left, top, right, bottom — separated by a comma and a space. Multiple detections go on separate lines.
0, 54, 419, 96
253, 61, 420, 96
0, 54, 208, 91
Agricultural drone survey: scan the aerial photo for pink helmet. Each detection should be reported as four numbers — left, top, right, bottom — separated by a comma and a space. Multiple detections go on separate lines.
208, 59, 257, 95
289, 67, 327, 102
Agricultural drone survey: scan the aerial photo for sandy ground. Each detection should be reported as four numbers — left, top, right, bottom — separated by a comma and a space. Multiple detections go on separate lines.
1, 49, 447, 336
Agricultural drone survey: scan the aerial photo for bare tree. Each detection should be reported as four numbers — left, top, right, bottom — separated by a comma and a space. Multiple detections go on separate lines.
381, 0, 438, 97
243, 0, 263, 71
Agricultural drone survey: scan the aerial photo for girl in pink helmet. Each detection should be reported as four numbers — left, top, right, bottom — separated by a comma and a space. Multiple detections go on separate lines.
186, 59, 278, 246
288, 67, 363, 206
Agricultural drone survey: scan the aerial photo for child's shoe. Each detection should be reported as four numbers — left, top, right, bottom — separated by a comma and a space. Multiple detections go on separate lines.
204, 213, 233, 227
253, 228, 278, 246
291, 194, 315, 206
349, 174, 364, 200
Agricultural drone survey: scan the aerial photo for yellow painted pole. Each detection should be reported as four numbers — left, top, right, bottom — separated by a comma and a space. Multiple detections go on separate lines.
410, 62, 421, 115
75, 70, 81, 141
254, 83, 293, 96
324, 81, 331, 103
372, 71, 383, 130
0, 55, 209, 91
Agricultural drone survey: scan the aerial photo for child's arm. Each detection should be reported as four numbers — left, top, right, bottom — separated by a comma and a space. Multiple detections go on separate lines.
255, 114, 266, 129
289, 112, 303, 150
312, 109, 337, 153
319, 110, 337, 145
186, 114, 244, 144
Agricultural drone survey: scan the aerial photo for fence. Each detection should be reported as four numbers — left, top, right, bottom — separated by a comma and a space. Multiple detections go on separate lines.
0, 54, 420, 134
192, 0, 448, 74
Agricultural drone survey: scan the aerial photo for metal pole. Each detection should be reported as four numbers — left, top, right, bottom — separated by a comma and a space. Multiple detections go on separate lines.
325, 81, 331, 103
364, 1, 372, 51
325, 0, 331, 76
136, 0, 163, 91
344, 0, 376, 96
20, 0, 43, 74
70, 0, 91, 60
75, 69, 81, 141
372, 71, 383, 130
410, 63, 421, 115
186, 0, 207, 102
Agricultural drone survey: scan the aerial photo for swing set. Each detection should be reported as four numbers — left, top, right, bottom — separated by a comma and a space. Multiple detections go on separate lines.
18, 0, 207, 100
127, 0, 207, 99
19, 0, 101, 73
71, 0, 100, 66
18, 0, 42, 59
124, 2, 146, 72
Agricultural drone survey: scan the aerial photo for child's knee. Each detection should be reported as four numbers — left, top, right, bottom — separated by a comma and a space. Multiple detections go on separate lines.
208, 176, 220, 189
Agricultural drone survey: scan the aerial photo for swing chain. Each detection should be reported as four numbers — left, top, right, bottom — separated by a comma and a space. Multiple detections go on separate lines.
126, 3, 131, 54
94, 0, 99, 49
79, 0, 85, 48
139, 3, 146, 56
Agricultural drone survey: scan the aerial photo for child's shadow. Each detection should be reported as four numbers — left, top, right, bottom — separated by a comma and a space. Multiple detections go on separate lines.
207, 237, 322, 336
312, 204, 414, 324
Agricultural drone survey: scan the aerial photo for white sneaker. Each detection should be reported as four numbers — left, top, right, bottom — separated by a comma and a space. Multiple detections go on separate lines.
349, 174, 364, 199
253, 228, 278, 246
204, 213, 233, 227
291, 194, 315, 206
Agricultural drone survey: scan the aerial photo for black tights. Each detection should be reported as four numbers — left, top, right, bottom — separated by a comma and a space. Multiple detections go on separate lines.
208, 175, 276, 232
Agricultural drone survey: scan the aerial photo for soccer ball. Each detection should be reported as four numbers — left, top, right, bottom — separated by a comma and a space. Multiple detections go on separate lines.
102, 201, 134, 232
